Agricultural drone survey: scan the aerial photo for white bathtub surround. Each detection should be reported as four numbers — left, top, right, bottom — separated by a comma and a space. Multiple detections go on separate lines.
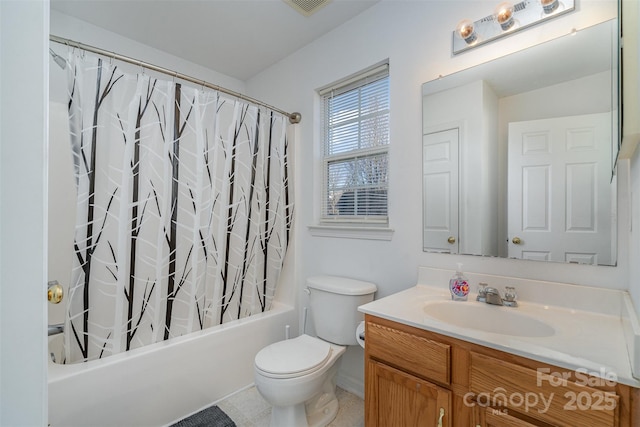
48, 303, 296, 427
62, 52, 294, 363
359, 267, 640, 388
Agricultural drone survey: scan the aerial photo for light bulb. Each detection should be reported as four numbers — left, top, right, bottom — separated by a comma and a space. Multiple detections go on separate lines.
540, 0, 559, 14
456, 19, 477, 44
494, 2, 515, 31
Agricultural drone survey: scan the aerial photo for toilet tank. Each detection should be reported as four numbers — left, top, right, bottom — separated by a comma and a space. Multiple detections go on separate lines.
307, 275, 377, 345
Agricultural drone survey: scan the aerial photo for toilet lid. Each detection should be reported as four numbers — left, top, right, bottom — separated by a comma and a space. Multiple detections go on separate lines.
255, 335, 332, 378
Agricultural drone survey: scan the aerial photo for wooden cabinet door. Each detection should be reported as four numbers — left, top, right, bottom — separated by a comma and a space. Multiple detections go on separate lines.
367, 360, 451, 427
482, 407, 541, 427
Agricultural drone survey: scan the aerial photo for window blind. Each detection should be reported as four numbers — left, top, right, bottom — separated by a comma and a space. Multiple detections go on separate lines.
320, 64, 389, 223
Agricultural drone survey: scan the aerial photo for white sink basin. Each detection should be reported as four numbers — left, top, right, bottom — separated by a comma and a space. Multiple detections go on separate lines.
423, 300, 555, 338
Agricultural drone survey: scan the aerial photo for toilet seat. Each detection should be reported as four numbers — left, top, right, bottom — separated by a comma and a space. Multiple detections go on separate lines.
255, 335, 332, 379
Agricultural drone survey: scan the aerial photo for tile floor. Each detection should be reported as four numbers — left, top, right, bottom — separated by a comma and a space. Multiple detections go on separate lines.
217, 386, 364, 427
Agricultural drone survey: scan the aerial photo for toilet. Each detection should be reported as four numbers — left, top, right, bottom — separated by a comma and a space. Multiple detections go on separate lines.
254, 275, 377, 427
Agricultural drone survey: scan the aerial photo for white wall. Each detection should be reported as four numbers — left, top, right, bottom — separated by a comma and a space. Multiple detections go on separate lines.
47, 102, 76, 326
246, 0, 622, 396
0, 1, 49, 424
49, 10, 246, 104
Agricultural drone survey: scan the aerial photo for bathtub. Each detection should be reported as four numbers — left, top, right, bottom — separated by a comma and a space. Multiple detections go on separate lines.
48, 302, 296, 427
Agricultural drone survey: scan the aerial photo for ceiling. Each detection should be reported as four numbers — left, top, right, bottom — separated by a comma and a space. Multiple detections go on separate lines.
51, 0, 380, 81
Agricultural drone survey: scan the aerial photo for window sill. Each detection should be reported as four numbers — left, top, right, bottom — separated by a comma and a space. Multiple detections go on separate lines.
308, 224, 394, 241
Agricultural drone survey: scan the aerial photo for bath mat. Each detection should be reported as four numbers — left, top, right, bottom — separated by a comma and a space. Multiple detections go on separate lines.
170, 405, 236, 427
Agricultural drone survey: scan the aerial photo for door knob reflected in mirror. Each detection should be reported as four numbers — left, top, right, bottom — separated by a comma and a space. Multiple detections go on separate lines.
48, 280, 64, 304
512, 237, 522, 245
447, 236, 456, 244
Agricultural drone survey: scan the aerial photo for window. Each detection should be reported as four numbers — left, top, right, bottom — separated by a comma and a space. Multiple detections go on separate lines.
320, 64, 390, 225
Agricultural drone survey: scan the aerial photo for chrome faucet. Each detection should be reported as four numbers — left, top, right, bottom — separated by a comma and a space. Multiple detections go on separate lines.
479, 286, 518, 307
484, 287, 503, 305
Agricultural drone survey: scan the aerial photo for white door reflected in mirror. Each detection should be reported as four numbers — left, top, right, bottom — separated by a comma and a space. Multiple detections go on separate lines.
507, 113, 614, 265
423, 128, 459, 253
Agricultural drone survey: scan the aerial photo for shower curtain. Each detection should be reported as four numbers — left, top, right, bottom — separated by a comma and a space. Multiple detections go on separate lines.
64, 52, 293, 363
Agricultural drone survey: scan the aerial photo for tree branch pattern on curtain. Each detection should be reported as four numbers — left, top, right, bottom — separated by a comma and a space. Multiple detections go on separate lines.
65, 53, 293, 363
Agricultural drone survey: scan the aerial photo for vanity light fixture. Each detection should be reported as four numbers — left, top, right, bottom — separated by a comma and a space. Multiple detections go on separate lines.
452, 0, 575, 54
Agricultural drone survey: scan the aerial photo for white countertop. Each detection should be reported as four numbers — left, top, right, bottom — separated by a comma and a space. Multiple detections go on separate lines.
359, 282, 640, 388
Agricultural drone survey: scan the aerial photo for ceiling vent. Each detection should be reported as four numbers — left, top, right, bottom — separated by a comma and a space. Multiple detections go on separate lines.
283, 0, 332, 16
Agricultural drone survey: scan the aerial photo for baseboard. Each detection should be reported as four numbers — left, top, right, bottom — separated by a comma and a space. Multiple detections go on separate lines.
337, 373, 364, 399
212, 382, 255, 405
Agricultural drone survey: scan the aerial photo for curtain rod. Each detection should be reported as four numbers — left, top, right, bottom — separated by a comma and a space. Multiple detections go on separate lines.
49, 34, 302, 124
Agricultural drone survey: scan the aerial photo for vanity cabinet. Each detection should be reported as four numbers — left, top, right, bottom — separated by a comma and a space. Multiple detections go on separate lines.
364, 315, 639, 427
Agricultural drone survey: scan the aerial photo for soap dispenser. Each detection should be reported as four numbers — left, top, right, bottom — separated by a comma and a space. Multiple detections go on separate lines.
449, 263, 469, 301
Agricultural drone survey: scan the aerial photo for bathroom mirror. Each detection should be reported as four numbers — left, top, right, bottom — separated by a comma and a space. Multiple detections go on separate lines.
422, 19, 618, 266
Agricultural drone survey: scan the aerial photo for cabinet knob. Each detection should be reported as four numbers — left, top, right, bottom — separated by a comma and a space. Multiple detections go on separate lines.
447, 236, 456, 244
512, 236, 522, 245
437, 407, 445, 427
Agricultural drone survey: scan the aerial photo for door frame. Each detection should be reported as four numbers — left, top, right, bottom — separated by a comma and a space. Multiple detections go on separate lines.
0, 1, 49, 424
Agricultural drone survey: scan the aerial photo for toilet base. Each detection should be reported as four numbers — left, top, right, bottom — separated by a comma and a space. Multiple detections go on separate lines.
270, 402, 308, 427
306, 391, 339, 427
269, 390, 339, 427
